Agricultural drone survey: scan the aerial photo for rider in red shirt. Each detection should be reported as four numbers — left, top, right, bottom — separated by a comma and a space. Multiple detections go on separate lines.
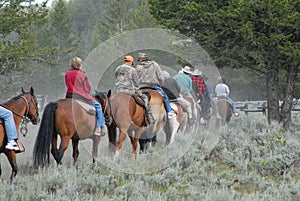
65, 56, 105, 136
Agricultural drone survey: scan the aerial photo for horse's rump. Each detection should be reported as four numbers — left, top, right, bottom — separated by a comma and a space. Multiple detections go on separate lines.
110, 92, 146, 130
55, 99, 96, 139
170, 102, 188, 126
216, 99, 232, 123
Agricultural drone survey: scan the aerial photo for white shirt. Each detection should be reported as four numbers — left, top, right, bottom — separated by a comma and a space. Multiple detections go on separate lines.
215, 83, 230, 97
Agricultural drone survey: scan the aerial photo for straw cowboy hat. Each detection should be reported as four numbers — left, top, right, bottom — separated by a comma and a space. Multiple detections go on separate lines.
181, 66, 193, 74
192, 69, 203, 76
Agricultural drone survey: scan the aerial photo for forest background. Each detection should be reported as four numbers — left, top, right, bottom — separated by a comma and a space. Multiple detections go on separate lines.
0, 0, 299, 130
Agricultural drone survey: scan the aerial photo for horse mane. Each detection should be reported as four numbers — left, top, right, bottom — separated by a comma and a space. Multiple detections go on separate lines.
2, 92, 29, 106
94, 91, 106, 106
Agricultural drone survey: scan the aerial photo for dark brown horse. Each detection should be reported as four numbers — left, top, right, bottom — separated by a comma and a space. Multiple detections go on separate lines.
106, 91, 148, 159
214, 98, 233, 127
0, 87, 40, 183
33, 91, 111, 167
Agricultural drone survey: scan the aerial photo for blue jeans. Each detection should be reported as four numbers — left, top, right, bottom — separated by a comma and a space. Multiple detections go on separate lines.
152, 86, 172, 113
226, 96, 237, 113
0, 106, 18, 141
93, 101, 105, 127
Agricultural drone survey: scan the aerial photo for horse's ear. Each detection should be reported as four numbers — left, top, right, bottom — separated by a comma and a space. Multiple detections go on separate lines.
30, 87, 34, 95
107, 89, 111, 98
21, 87, 25, 94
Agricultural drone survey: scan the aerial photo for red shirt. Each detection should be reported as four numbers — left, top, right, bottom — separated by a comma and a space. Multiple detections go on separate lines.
192, 76, 206, 95
65, 69, 94, 101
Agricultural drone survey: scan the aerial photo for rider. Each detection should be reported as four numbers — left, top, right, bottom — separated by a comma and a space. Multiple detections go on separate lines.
214, 76, 239, 117
173, 66, 195, 119
0, 106, 20, 151
161, 71, 193, 122
191, 69, 211, 125
136, 53, 176, 118
114, 55, 155, 125
65, 56, 106, 136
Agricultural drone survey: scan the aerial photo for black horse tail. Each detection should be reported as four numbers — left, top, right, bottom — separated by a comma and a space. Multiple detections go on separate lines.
33, 102, 58, 167
107, 121, 117, 157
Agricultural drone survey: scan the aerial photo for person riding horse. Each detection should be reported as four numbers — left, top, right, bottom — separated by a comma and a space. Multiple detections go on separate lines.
191, 69, 212, 125
173, 66, 196, 121
114, 55, 155, 125
65, 56, 105, 136
161, 71, 193, 122
136, 53, 176, 119
214, 76, 239, 117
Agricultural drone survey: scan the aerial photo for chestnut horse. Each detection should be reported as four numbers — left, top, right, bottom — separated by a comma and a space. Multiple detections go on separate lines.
0, 87, 40, 183
33, 91, 111, 167
139, 88, 171, 153
214, 98, 233, 127
106, 91, 148, 159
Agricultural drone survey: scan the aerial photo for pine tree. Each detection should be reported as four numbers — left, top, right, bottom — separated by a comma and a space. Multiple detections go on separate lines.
0, 0, 49, 95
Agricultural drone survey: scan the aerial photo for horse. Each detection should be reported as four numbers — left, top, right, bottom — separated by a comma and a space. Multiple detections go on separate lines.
169, 101, 188, 143
106, 91, 148, 159
181, 92, 199, 130
0, 87, 40, 183
33, 91, 112, 167
139, 88, 171, 153
214, 98, 233, 127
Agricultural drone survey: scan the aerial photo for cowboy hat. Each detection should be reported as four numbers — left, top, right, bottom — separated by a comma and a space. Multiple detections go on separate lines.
182, 66, 193, 74
192, 69, 203, 76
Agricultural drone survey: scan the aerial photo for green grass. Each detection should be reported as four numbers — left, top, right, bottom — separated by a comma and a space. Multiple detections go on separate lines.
1, 112, 300, 200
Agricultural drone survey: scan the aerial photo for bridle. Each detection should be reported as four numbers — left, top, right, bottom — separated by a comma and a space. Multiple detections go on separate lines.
6, 94, 39, 136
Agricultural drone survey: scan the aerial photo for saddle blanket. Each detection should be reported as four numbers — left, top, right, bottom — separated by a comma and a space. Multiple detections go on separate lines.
76, 100, 96, 115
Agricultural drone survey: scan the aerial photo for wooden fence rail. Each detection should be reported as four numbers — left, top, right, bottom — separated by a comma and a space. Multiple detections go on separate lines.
235, 100, 300, 115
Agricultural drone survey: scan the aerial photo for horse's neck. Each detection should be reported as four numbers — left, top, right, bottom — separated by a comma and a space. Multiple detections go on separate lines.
3, 98, 26, 126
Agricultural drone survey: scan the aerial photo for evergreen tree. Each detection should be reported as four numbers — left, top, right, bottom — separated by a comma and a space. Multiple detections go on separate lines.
149, 0, 300, 130
0, 0, 48, 95
45, 0, 79, 63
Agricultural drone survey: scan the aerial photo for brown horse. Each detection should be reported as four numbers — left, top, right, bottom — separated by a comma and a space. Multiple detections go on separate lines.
214, 98, 233, 127
0, 87, 40, 183
139, 88, 171, 152
106, 91, 148, 159
33, 91, 111, 167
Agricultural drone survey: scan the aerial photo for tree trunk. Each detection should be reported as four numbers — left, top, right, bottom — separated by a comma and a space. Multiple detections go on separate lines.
280, 65, 298, 130
267, 64, 280, 124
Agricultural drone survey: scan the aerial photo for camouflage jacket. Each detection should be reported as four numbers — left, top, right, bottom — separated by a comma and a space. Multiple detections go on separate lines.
114, 64, 139, 91
136, 60, 165, 86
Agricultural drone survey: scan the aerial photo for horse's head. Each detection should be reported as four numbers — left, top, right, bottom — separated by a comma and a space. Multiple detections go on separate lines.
21, 87, 40, 125
94, 90, 112, 126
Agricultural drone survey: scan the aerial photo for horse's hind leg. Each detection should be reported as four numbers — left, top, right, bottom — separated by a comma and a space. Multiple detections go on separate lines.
72, 139, 79, 165
129, 136, 140, 160
92, 135, 101, 163
51, 133, 58, 163
115, 131, 127, 156
56, 136, 71, 165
